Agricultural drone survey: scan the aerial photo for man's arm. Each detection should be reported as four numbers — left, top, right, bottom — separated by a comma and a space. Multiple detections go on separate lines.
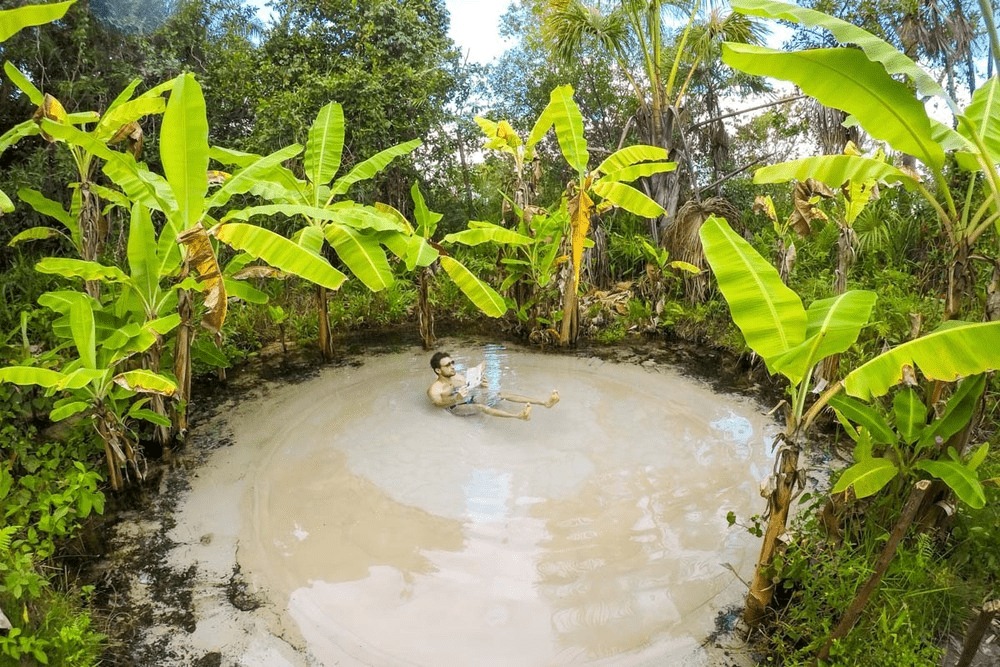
428, 377, 468, 407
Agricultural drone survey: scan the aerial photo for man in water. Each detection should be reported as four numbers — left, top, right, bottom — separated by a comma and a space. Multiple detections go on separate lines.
427, 351, 559, 420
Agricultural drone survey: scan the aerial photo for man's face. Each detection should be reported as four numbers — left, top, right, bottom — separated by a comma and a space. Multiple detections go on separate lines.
437, 356, 456, 379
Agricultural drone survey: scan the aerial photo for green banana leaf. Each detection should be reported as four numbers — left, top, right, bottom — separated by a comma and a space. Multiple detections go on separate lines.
8, 227, 68, 246
324, 225, 394, 292
411, 182, 442, 237
113, 369, 177, 396
0, 189, 12, 213
50, 401, 91, 422
831, 456, 899, 499
525, 102, 554, 151
4, 62, 43, 105
215, 222, 346, 291
753, 155, 918, 190
722, 43, 944, 171
329, 139, 421, 198
843, 321, 1000, 400
957, 76, 1000, 166
225, 204, 402, 233
595, 161, 676, 184
94, 96, 166, 143
0, 366, 68, 389
917, 374, 986, 450
916, 455, 986, 509
699, 215, 806, 371
223, 278, 268, 305
295, 224, 325, 256
104, 78, 142, 115
206, 144, 303, 211
591, 181, 665, 218
442, 221, 533, 246
403, 234, 438, 271
70, 298, 97, 370
893, 388, 927, 444
596, 145, 670, 175
828, 394, 897, 445
17, 187, 75, 229
127, 203, 161, 308
0, 1, 75, 42
729, 0, 944, 99
547, 85, 589, 176
440, 256, 506, 318
35, 257, 128, 283
1, 119, 40, 153
305, 102, 345, 196
160, 73, 208, 232
771, 290, 876, 384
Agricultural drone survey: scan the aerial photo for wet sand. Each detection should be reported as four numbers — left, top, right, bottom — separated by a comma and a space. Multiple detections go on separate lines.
159, 343, 777, 665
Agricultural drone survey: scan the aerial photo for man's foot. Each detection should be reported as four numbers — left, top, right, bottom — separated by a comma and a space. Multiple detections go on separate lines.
520, 404, 532, 421
545, 390, 560, 408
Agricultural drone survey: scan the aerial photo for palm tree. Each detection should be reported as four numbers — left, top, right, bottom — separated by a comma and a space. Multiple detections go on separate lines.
542, 0, 768, 240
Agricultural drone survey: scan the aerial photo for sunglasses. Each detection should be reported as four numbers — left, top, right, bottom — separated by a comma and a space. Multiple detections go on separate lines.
440, 360, 454, 368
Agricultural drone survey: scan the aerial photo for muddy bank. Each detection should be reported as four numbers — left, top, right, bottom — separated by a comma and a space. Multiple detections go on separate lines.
88, 333, 781, 666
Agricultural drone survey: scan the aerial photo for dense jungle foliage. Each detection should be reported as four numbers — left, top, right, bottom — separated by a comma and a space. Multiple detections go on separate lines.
1, 0, 999, 665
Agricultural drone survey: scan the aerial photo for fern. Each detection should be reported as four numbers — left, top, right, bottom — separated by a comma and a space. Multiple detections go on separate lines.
0, 525, 18, 553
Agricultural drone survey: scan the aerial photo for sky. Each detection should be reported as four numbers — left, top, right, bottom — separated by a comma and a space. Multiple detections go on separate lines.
444, 0, 515, 64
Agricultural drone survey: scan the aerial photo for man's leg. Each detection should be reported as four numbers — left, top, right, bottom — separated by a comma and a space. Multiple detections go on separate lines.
498, 390, 560, 407
472, 403, 531, 420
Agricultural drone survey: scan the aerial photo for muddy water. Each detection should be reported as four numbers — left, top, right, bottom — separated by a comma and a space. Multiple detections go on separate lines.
229, 345, 777, 666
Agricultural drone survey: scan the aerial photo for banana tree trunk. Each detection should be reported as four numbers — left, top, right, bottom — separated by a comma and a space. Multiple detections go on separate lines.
820, 225, 857, 381
145, 339, 172, 449
558, 274, 579, 347
945, 239, 972, 320
745, 431, 802, 626
316, 285, 334, 362
80, 179, 106, 299
418, 268, 435, 350
173, 290, 193, 439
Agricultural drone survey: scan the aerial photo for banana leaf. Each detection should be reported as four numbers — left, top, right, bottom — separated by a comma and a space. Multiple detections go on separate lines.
596, 161, 676, 184
843, 321, 1000, 400
0, 1, 75, 42
35, 257, 128, 283
113, 369, 177, 396
69, 298, 97, 370
893, 388, 927, 444
8, 227, 68, 247
957, 76, 1000, 166
828, 394, 897, 445
206, 143, 303, 211
916, 455, 986, 508
411, 182, 442, 237
831, 456, 899, 499
771, 290, 876, 384
917, 374, 986, 450
753, 155, 918, 190
160, 73, 208, 232
443, 221, 533, 246
4, 62, 43, 105
591, 181, 665, 218
596, 145, 670, 175
94, 96, 166, 143
729, 0, 944, 99
699, 215, 806, 371
324, 225, 393, 292
722, 44, 944, 171
547, 85, 589, 176
215, 223, 346, 291
329, 139, 421, 198
440, 256, 506, 317
305, 102, 345, 196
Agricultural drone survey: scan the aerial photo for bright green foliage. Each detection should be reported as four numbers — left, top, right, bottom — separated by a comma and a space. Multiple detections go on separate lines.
0, 1, 75, 44
831, 375, 990, 508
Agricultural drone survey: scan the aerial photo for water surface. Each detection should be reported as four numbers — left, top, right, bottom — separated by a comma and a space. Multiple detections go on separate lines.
232, 345, 776, 665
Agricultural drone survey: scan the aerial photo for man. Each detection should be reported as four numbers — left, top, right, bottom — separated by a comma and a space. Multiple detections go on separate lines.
427, 351, 559, 420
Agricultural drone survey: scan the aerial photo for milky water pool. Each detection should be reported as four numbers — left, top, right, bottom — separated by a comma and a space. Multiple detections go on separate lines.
169, 344, 777, 665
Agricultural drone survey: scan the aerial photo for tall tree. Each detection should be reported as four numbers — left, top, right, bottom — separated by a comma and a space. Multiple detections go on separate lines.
253, 0, 459, 208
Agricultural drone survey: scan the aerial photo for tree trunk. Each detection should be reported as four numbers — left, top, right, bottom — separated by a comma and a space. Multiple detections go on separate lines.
955, 600, 1000, 667
817, 480, 932, 661
173, 290, 193, 440
559, 274, 579, 347
418, 268, 435, 350
316, 284, 334, 361
946, 239, 972, 320
80, 179, 106, 299
146, 340, 172, 450
745, 432, 802, 626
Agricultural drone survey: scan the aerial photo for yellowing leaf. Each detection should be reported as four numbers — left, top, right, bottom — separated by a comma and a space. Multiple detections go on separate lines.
177, 223, 227, 334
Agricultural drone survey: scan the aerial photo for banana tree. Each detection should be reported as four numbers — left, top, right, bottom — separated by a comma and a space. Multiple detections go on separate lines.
37, 73, 231, 437
723, 0, 1000, 321
215, 101, 419, 361
376, 182, 532, 347
514, 84, 675, 345
2, 62, 171, 296
0, 0, 76, 207
700, 214, 1000, 624
0, 291, 176, 490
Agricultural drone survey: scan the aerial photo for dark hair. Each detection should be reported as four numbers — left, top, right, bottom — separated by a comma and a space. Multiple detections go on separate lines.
430, 351, 451, 371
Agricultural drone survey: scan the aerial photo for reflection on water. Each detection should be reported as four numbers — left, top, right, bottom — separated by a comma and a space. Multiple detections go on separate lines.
234, 347, 778, 666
